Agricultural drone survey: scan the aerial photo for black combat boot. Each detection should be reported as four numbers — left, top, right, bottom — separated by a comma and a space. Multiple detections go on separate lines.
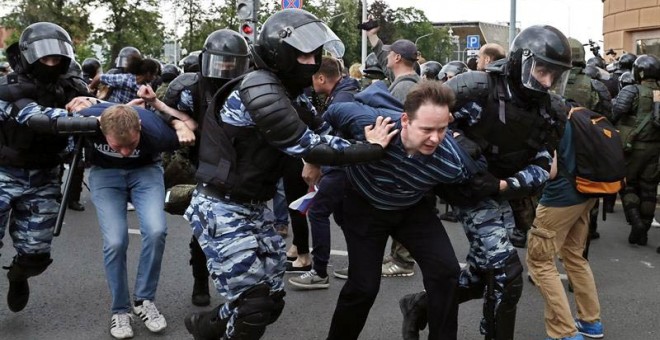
399, 291, 428, 340
185, 304, 228, 340
190, 236, 211, 306
5, 253, 52, 312
627, 209, 647, 245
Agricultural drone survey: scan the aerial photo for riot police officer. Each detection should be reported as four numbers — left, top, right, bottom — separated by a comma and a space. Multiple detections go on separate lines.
399, 25, 572, 340
81, 57, 102, 84
611, 54, 660, 248
437, 60, 468, 82
161, 29, 251, 308
420, 61, 442, 80
180, 51, 201, 73
0, 22, 91, 312
183, 9, 394, 340
154, 64, 180, 100
114, 46, 141, 71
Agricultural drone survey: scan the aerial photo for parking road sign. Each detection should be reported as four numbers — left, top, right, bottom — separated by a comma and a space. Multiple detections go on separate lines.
467, 35, 480, 49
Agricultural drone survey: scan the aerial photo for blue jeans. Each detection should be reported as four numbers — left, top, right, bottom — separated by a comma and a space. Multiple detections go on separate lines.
89, 164, 168, 314
307, 168, 346, 274
272, 178, 289, 226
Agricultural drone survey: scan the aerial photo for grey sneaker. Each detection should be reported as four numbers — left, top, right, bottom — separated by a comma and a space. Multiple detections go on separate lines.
382, 259, 414, 277
288, 269, 330, 289
333, 267, 349, 280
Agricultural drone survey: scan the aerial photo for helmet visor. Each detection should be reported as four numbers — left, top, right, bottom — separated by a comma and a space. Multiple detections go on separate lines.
283, 21, 345, 58
521, 55, 570, 95
23, 38, 74, 65
201, 53, 249, 79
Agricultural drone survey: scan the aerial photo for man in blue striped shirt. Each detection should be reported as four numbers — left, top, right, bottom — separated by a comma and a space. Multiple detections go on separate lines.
325, 80, 480, 340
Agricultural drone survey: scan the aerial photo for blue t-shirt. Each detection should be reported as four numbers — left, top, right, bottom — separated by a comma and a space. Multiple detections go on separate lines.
539, 122, 589, 207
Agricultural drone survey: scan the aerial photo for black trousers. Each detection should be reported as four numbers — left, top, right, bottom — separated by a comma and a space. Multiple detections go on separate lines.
328, 186, 459, 340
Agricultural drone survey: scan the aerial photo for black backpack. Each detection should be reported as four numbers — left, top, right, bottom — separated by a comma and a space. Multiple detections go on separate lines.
566, 106, 625, 196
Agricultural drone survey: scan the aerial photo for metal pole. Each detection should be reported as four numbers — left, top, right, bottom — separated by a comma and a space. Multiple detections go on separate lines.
509, 0, 517, 48
415, 33, 433, 46
361, 0, 368, 66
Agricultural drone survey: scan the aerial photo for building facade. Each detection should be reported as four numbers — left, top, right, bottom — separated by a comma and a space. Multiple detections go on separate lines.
603, 0, 660, 61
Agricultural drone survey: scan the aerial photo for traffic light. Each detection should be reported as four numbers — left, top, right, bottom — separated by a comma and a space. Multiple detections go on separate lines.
236, 0, 256, 21
240, 22, 256, 43
236, 0, 259, 43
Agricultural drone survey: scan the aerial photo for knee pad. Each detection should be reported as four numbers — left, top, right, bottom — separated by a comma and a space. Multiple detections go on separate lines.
268, 290, 286, 325
457, 282, 485, 304
7, 253, 53, 281
232, 284, 275, 340
492, 257, 523, 340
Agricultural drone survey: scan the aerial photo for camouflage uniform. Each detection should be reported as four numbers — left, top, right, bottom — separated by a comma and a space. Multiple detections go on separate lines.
185, 191, 286, 338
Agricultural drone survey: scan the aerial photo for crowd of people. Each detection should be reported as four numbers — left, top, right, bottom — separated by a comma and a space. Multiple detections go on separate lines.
0, 7, 658, 340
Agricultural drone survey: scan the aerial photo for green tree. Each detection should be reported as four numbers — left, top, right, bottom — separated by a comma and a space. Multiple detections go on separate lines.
90, 0, 165, 69
0, 0, 93, 60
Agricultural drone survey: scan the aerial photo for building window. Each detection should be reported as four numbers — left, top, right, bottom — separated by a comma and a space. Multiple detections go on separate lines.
636, 38, 660, 56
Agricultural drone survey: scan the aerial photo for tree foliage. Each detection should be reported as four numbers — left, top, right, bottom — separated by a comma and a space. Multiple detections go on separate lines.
0, 0, 94, 60
89, 0, 165, 68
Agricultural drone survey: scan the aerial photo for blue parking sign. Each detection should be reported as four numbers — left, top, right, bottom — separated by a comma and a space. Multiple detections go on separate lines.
466, 35, 480, 49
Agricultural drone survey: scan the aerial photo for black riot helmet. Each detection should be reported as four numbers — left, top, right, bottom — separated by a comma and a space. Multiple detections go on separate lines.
508, 25, 572, 95
199, 29, 250, 80
254, 9, 344, 78
568, 37, 586, 67
617, 53, 637, 71
180, 51, 201, 73
161, 64, 181, 83
438, 61, 468, 82
420, 61, 442, 80
82, 58, 102, 79
115, 46, 141, 68
632, 54, 660, 82
18, 22, 75, 76
68, 59, 82, 77
362, 52, 385, 78
586, 57, 605, 69
618, 71, 636, 89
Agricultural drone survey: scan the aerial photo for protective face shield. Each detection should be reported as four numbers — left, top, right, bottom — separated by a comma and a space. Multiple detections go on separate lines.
115, 46, 141, 68
520, 51, 571, 95
281, 19, 345, 60
438, 61, 468, 82
21, 39, 74, 67
201, 54, 249, 79
199, 30, 250, 80
257, 9, 345, 74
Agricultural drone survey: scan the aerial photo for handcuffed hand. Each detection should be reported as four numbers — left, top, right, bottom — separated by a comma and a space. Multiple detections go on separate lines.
172, 119, 196, 146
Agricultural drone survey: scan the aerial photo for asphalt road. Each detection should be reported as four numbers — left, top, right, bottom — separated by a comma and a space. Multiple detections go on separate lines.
0, 183, 659, 340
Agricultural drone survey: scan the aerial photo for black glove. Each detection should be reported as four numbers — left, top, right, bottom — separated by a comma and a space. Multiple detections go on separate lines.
469, 170, 500, 198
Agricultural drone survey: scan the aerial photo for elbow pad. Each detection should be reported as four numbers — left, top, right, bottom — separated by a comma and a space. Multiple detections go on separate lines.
612, 85, 638, 121
239, 70, 308, 148
445, 71, 490, 110
304, 142, 384, 166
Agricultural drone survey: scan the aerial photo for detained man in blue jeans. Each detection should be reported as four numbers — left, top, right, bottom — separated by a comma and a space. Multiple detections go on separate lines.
81, 103, 182, 339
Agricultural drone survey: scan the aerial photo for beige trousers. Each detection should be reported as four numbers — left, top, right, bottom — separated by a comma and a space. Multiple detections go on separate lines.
526, 199, 601, 339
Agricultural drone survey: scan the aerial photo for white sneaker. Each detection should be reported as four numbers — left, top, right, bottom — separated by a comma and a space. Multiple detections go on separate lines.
127, 202, 135, 211
652, 218, 660, 228
133, 300, 167, 333
110, 313, 134, 339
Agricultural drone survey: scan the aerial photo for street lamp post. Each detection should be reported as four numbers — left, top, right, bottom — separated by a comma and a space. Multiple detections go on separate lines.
361, 0, 368, 66
415, 33, 433, 46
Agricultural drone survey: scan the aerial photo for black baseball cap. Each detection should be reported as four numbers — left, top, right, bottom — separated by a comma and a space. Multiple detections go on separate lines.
383, 39, 418, 62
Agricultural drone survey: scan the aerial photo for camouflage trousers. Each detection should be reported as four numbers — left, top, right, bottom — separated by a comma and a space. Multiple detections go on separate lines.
185, 189, 286, 338
454, 197, 518, 333
0, 165, 60, 255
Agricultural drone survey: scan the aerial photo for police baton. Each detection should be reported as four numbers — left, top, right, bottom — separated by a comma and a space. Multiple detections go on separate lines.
54, 136, 84, 237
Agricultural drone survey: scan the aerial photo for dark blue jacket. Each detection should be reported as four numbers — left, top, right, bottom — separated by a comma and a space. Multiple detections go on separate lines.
327, 76, 360, 105
80, 103, 180, 169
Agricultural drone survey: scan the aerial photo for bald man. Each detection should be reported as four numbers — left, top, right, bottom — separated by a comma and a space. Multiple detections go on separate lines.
476, 43, 506, 71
